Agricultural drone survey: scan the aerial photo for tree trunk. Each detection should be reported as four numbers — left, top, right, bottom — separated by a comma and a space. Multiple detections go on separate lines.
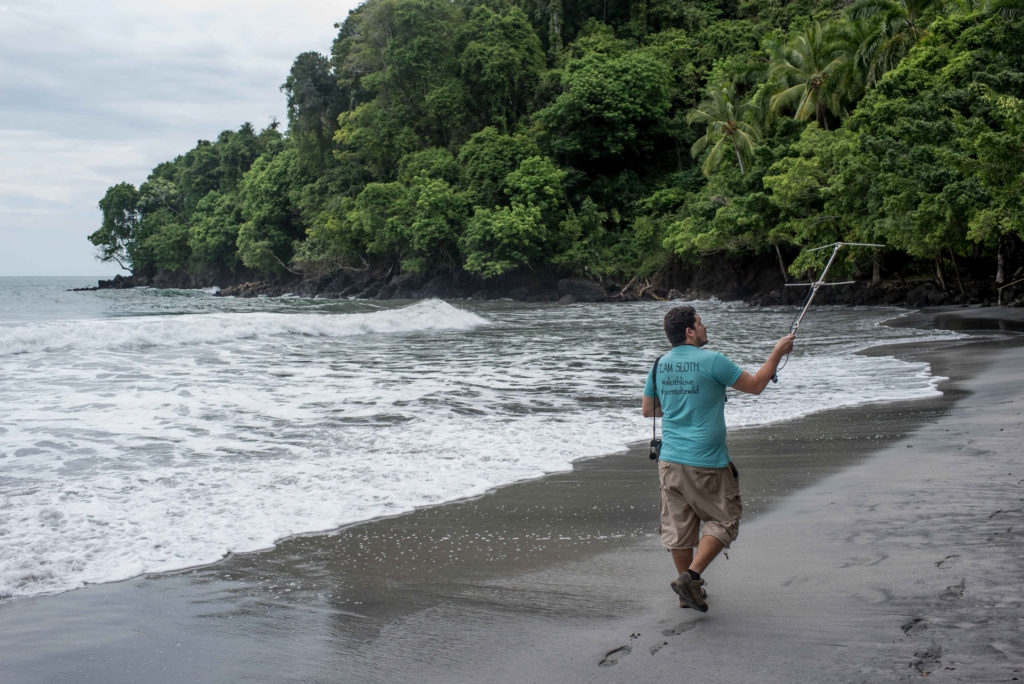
872, 251, 881, 285
774, 243, 789, 282
547, 0, 563, 54
949, 248, 965, 295
996, 240, 1006, 284
934, 252, 947, 291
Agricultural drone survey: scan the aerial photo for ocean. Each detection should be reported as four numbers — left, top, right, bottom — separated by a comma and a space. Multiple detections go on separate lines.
0, 276, 959, 601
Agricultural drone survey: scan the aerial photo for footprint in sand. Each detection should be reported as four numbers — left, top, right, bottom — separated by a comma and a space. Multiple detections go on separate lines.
902, 617, 928, 635
598, 633, 640, 667
662, 622, 698, 637
911, 642, 942, 674
646, 621, 699, 656
941, 578, 966, 600
599, 645, 632, 667
839, 553, 888, 568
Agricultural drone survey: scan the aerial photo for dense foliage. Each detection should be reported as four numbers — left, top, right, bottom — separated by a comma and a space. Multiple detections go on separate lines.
90, 0, 1023, 292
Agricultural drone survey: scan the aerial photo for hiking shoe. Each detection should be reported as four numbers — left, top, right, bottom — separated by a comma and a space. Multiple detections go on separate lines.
671, 573, 709, 612
678, 584, 707, 609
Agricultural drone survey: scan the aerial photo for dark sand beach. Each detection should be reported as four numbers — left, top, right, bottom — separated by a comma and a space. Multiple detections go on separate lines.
2, 307, 1022, 682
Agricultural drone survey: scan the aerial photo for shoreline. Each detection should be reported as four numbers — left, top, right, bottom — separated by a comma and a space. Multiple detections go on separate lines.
78, 266, 1019, 308
1, 307, 1022, 681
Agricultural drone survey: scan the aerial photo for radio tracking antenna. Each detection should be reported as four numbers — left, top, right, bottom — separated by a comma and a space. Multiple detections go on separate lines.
772, 241, 884, 383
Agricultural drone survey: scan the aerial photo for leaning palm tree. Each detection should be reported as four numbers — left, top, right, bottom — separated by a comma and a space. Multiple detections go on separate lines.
850, 0, 942, 86
985, 0, 1024, 18
769, 21, 852, 130
687, 84, 762, 176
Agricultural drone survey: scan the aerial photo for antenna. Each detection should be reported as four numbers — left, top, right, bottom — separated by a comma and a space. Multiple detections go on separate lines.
773, 241, 885, 382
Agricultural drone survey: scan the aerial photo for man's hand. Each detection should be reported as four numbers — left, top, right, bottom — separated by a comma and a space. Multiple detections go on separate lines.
775, 333, 795, 357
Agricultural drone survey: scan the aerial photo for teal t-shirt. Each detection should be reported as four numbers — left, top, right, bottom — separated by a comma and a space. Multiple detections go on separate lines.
643, 345, 743, 468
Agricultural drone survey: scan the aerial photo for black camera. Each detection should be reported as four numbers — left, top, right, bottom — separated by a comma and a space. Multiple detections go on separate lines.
649, 438, 662, 460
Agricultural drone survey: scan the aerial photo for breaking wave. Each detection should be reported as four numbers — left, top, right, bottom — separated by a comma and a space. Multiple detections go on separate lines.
0, 299, 487, 355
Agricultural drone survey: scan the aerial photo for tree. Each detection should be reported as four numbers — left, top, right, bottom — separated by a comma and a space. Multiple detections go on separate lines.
457, 6, 545, 131
347, 181, 410, 261
461, 203, 547, 278
850, 0, 942, 87
457, 127, 539, 208
282, 52, 345, 172
502, 155, 568, 224
188, 191, 244, 274
763, 124, 883, 279
142, 211, 190, 272
687, 83, 762, 175
535, 48, 672, 163
959, 88, 1024, 282
402, 177, 469, 274
769, 21, 852, 130
236, 148, 308, 275
90, 182, 142, 272
841, 11, 1024, 286
214, 124, 262, 191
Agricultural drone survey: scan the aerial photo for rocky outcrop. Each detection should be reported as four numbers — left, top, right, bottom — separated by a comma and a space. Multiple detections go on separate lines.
81, 253, 1016, 308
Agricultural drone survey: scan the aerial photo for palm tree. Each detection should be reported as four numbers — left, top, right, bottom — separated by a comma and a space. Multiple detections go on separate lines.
850, 0, 942, 86
687, 84, 762, 176
768, 21, 852, 130
985, 0, 1024, 18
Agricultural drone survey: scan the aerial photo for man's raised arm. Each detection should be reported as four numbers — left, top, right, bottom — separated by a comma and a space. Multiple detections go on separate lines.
731, 334, 796, 396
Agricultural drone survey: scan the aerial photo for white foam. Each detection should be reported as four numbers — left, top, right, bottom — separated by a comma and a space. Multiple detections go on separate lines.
0, 299, 486, 355
0, 295, 964, 601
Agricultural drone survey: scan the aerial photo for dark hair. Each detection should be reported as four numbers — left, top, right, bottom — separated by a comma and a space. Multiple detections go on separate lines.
664, 306, 697, 346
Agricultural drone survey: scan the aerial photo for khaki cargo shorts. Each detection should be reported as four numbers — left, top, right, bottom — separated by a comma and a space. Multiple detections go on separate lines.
658, 460, 742, 550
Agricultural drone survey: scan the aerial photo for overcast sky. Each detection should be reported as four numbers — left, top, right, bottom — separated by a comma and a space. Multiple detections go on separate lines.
0, 0, 362, 277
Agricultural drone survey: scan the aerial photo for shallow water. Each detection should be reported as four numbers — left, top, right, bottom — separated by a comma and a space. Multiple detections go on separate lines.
0, 277, 959, 599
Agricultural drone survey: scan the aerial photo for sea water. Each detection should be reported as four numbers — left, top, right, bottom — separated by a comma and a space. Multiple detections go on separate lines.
0, 276, 959, 600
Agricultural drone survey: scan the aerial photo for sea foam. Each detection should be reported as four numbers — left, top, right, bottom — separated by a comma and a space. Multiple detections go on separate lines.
0, 299, 486, 355
0, 290, 964, 601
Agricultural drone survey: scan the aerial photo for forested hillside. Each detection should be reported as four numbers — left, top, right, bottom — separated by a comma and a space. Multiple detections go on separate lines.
89, 0, 1024, 302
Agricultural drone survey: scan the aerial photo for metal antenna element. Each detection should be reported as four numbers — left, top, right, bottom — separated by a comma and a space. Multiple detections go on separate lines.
772, 241, 885, 383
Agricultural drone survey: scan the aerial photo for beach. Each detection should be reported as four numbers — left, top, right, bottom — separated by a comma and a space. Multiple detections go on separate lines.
1, 306, 1022, 682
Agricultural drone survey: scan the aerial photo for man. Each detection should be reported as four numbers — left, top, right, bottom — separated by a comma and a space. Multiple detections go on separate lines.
642, 305, 794, 612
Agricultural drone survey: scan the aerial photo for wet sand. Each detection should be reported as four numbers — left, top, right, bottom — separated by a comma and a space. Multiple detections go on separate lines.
1, 306, 1022, 682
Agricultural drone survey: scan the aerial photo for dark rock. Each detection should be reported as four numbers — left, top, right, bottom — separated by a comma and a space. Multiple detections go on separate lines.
557, 278, 605, 302
96, 274, 137, 289
558, 294, 576, 304
375, 283, 398, 299
418, 275, 446, 297
72, 250, 1007, 309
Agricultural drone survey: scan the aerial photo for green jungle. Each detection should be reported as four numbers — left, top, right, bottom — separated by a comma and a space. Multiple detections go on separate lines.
88, 0, 1024, 302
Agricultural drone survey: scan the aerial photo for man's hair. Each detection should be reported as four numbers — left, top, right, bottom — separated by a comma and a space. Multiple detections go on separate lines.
664, 306, 697, 346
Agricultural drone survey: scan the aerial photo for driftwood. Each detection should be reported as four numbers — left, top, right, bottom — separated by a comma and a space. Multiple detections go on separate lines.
617, 274, 639, 298
634, 279, 666, 301
272, 253, 304, 277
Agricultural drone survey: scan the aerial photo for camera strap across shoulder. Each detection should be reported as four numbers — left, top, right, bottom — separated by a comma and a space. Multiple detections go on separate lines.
651, 355, 662, 443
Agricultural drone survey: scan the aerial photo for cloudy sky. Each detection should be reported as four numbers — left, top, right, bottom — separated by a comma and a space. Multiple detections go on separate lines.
0, 0, 362, 277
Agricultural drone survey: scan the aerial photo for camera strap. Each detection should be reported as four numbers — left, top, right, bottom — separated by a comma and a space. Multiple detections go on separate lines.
651, 355, 662, 442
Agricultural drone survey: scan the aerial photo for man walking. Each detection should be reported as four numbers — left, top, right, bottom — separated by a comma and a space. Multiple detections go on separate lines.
642, 305, 794, 612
